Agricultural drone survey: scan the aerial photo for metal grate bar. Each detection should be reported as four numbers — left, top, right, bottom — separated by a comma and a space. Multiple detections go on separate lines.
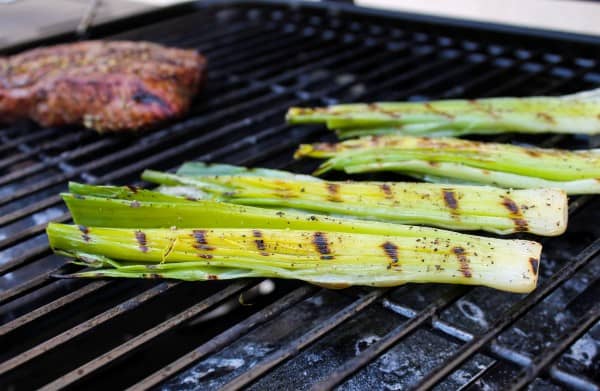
126, 285, 318, 390
0, 214, 69, 254
0, 281, 110, 335
0, 129, 58, 154
212, 36, 331, 77
0, 137, 117, 188
0, 282, 176, 375
1, 238, 68, 276
0, 195, 62, 227
245, 39, 355, 81
0, 266, 64, 305
509, 302, 600, 390
220, 288, 388, 390
310, 286, 467, 390
206, 28, 307, 66
38, 281, 252, 390
0, 131, 94, 171
409, 239, 600, 390
161, 20, 266, 48
548, 364, 600, 391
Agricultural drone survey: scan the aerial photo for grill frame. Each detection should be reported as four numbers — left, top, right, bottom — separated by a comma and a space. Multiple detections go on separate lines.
1, 1, 600, 390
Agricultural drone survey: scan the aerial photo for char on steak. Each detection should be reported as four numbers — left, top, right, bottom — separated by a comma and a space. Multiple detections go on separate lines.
0, 40, 206, 132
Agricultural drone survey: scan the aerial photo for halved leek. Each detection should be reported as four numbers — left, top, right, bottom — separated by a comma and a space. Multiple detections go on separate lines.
295, 135, 600, 194
287, 89, 600, 138
136, 164, 567, 236
47, 223, 541, 293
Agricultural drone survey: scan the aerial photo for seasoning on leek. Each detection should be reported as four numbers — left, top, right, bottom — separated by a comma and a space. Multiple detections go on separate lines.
295, 135, 600, 195
47, 222, 541, 293
133, 162, 567, 236
286, 88, 600, 138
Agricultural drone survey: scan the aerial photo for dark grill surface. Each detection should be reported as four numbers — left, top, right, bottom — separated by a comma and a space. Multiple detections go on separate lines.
1, 1, 600, 390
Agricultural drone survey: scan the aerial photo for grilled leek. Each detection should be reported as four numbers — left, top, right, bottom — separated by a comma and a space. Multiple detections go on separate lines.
47, 223, 541, 293
295, 135, 600, 194
286, 89, 600, 138
136, 163, 567, 236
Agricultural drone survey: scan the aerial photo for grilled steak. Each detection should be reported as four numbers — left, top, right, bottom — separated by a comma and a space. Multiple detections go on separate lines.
0, 40, 206, 132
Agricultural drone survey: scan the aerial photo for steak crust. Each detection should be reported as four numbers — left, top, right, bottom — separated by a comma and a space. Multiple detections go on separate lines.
0, 40, 207, 132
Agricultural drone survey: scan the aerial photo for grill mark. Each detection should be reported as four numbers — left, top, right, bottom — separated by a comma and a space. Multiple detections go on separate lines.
380, 183, 394, 200
207, 274, 219, 280
536, 112, 556, 124
368, 103, 401, 118
381, 241, 399, 270
78, 225, 91, 242
253, 230, 268, 256
135, 230, 148, 253
126, 185, 139, 193
313, 232, 333, 260
452, 246, 472, 278
501, 196, 520, 214
192, 229, 215, 251
424, 102, 454, 119
525, 149, 541, 157
529, 257, 539, 276
467, 99, 500, 119
501, 196, 529, 232
442, 189, 459, 215
514, 219, 528, 231
326, 183, 342, 202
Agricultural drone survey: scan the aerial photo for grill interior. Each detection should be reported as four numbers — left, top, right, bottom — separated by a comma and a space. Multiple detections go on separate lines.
1, 1, 600, 390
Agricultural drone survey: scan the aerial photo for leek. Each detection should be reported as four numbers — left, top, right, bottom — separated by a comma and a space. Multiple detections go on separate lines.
286, 89, 600, 138
47, 223, 541, 293
295, 135, 600, 194
136, 166, 567, 236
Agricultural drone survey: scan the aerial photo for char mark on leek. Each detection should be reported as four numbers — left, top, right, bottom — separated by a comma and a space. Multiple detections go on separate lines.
135, 230, 148, 253
313, 231, 333, 260
442, 189, 459, 213
253, 229, 269, 256
382, 241, 399, 270
79, 225, 91, 242
529, 257, 539, 276
452, 246, 472, 278
192, 229, 215, 251
326, 183, 342, 202
501, 196, 529, 232
380, 183, 394, 200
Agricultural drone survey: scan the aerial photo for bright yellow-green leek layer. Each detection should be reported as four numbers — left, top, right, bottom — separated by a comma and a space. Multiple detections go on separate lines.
287, 89, 600, 138
47, 223, 541, 293
295, 135, 600, 194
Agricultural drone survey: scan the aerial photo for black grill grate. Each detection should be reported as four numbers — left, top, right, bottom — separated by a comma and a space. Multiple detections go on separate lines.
1, 1, 600, 390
